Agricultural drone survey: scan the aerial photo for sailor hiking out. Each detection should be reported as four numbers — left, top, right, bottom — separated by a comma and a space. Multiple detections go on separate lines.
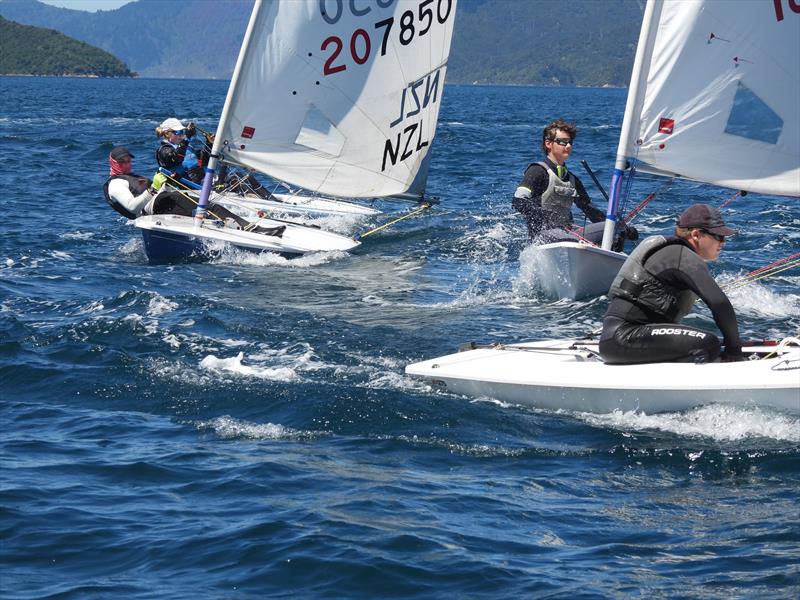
599, 203, 745, 365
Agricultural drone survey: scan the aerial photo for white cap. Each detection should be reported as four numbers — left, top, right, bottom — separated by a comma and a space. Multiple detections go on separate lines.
159, 117, 185, 131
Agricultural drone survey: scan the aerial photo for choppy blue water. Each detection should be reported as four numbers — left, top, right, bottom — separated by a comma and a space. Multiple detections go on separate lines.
1, 76, 799, 599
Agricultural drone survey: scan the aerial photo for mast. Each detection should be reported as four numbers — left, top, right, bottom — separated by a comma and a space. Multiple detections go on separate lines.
195, 0, 265, 221
602, 0, 661, 250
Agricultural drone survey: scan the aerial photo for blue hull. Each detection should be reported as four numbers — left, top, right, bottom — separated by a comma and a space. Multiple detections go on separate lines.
140, 228, 206, 263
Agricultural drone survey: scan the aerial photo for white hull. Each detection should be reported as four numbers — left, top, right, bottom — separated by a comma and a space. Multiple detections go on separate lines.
406, 339, 800, 415
528, 242, 627, 300
135, 214, 359, 261
206, 190, 382, 218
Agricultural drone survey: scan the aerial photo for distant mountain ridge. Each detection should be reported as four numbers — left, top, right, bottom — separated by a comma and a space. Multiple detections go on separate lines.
0, 0, 642, 85
0, 15, 134, 77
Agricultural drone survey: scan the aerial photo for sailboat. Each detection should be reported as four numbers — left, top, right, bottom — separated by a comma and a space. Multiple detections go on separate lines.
136, 0, 457, 261
406, 0, 800, 414
529, 0, 800, 300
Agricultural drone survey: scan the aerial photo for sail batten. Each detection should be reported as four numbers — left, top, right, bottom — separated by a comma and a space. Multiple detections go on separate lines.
217, 0, 457, 200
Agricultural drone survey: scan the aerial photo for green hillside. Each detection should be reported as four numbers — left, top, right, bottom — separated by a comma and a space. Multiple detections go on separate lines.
0, 15, 134, 77
449, 0, 640, 86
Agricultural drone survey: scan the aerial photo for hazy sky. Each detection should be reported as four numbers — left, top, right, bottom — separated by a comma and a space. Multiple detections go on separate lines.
40, 0, 132, 11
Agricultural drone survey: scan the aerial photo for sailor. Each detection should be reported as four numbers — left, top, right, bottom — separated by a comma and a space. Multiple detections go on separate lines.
103, 146, 274, 233
103, 146, 160, 218
154, 117, 209, 185
154, 117, 271, 199
599, 203, 745, 364
513, 119, 637, 247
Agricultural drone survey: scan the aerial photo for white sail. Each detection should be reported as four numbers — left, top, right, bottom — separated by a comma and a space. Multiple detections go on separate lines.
620, 0, 800, 197
217, 0, 457, 200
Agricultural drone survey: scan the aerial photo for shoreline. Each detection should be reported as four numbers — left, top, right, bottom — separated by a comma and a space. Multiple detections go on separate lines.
0, 72, 136, 78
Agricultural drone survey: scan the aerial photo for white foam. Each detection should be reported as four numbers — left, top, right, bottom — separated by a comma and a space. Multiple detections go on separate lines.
303, 213, 364, 234
723, 279, 800, 318
250, 343, 319, 370
512, 243, 557, 297
581, 404, 800, 442
199, 351, 298, 381
162, 334, 181, 349
147, 294, 178, 316
197, 415, 303, 440
209, 247, 350, 267
119, 237, 144, 257
76, 301, 104, 315
61, 231, 95, 241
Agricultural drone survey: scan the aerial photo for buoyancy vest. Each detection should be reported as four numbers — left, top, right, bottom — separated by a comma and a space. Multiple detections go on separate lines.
536, 161, 578, 227
103, 174, 149, 219
182, 146, 200, 171
608, 235, 698, 322
156, 140, 199, 176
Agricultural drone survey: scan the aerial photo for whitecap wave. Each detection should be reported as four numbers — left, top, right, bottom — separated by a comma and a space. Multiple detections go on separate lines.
147, 293, 178, 316
199, 351, 298, 381
61, 231, 95, 240
118, 237, 144, 258
581, 404, 800, 442
723, 279, 800, 318
209, 247, 350, 267
196, 415, 306, 440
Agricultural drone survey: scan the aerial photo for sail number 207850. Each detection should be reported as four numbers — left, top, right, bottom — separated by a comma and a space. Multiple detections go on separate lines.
320, 0, 454, 76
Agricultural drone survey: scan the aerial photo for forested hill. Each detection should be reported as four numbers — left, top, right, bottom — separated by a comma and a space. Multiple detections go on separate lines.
0, 16, 134, 77
0, 0, 643, 85
451, 0, 642, 87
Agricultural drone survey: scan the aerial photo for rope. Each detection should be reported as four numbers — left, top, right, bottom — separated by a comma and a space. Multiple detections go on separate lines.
356, 202, 432, 240
162, 170, 327, 230
158, 172, 227, 221
623, 178, 674, 224
564, 227, 598, 246
759, 336, 800, 361
722, 251, 800, 292
460, 341, 602, 360
719, 190, 743, 209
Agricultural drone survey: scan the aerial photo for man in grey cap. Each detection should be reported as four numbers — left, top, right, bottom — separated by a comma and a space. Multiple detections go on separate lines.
598, 203, 744, 364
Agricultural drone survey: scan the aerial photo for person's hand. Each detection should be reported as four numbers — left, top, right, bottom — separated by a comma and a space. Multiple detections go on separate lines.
720, 348, 747, 362
624, 224, 639, 240
204, 132, 215, 143
185, 122, 196, 138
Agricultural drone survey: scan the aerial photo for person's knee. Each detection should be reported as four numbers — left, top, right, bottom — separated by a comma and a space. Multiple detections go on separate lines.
682, 333, 721, 363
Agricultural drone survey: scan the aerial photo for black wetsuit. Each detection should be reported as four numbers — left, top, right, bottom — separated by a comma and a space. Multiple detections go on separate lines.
599, 239, 742, 364
156, 138, 211, 184
512, 158, 605, 239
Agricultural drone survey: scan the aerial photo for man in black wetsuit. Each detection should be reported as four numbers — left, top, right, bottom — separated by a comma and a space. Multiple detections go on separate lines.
512, 119, 636, 247
599, 203, 745, 364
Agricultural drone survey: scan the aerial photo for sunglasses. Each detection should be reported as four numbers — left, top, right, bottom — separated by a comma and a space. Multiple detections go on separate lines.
551, 138, 573, 146
701, 229, 726, 242
171, 129, 186, 136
